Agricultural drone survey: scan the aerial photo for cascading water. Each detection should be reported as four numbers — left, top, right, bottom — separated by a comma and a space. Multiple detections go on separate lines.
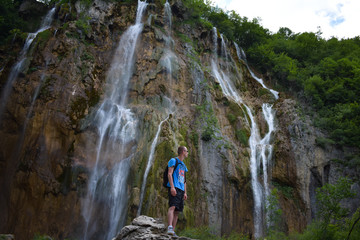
234, 43, 279, 100
235, 42, 278, 237
0, 7, 56, 122
81, 1, 148, 240
164, 0, 172, 32
137, 0, 178, 216
137, 115, 170, 216
15, 62, 50, 159
211, 27, 277, 238
161, 0, 176, 87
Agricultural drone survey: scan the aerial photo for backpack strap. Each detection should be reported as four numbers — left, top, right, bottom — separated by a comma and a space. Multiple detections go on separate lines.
170, 158, 180, 183
173, 158, 180, 174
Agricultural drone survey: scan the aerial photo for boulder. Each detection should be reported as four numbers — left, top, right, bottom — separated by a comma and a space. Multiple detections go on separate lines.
112, 215, 195, 240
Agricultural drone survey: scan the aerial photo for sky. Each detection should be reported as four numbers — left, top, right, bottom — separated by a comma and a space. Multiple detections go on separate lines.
211, 0, 359, 39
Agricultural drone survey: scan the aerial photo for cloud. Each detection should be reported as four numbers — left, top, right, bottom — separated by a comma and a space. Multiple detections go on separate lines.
211, 0, 360, 39
317, 3, 345, 28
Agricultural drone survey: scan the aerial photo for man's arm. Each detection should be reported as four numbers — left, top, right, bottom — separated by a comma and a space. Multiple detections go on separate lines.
168, 166, 176, 196
184, 182, 187, 200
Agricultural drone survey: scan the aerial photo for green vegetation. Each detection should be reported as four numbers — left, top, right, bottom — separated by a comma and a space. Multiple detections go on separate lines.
180, 226, 249, 240
75, 15, 91, 36
32, 235, 52, 240
262, 177, 360, 240
265, 188, 285, 236
179, 0, 360, 155
235, 129, 248, 146
196, 101, 219, 141
0, 0, 26, 44
272, 181, 294, 200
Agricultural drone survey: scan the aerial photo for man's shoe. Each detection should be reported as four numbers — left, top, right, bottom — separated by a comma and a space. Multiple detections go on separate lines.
167, 226, 175, 235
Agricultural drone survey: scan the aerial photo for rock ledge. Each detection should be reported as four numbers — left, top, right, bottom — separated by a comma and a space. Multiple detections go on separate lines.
112, 215, 196, 240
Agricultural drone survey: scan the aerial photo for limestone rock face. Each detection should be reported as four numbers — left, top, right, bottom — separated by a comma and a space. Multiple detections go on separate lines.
0, 0, 358, 240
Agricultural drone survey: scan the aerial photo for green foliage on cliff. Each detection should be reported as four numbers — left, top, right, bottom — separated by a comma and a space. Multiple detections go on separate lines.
263, 177, 360, 240
316, 177, 356, 226
180, 0, 360, 153
0, 0, 25, 44
180, 226, 249, 240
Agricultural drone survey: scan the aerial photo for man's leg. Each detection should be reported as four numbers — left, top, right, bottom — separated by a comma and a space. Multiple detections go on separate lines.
167, 206, 175, 226
172, 210, 179, 229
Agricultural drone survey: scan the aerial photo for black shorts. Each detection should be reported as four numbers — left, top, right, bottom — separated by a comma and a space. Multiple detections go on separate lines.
168, 188, 185, 212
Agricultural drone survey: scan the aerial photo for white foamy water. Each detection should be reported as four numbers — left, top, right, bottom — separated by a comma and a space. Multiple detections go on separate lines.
0, 7, 55, 122
212, 27, 278, 238
137, 0, 179, 217
137, 114, 170, 216
234, 43, 279, 100
81, 1, 148, 240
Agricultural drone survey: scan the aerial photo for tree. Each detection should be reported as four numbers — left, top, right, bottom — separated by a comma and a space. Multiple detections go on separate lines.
316, 177, 356, 229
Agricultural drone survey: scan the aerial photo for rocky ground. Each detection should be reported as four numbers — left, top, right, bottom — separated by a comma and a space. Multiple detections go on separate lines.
113, 215, 195, 240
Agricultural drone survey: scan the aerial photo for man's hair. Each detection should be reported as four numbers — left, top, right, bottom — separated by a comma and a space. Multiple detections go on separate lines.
178, 146, 186, 155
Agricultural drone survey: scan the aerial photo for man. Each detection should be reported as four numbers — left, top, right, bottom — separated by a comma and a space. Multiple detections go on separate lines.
167, 146, 189, 236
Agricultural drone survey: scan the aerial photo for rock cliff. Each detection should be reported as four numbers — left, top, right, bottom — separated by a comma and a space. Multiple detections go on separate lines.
0, 0, 358, 240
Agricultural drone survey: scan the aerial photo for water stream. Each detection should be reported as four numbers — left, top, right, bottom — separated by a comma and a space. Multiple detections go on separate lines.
137, 114, 170, 216
137, 0, 178, 216
211, 27, 277, 238
0, 7, 56, 122
81, 1, 148, 239
234, 43, 279, 99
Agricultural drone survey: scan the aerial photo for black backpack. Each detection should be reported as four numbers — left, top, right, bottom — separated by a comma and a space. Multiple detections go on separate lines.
162, 158, 180, 188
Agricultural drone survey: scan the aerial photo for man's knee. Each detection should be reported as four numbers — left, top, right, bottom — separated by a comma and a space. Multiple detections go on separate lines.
168, 206, 176, 212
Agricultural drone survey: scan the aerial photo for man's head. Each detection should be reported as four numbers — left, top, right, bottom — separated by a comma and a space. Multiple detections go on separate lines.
178, 146, 188, 158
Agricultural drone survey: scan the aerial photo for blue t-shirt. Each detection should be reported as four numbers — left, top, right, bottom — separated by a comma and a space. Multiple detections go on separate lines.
167, 157, 188, 191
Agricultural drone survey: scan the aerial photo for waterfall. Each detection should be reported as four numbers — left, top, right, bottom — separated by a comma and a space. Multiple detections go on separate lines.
234, 43, 278, 231
137, 0, 178, 216
16, 62, 50, 158
234, 43, 279, 100
137, 115, 170, 216
164, 0, 172, 32
162, 0, 176, 85
0, 7, 56, 122
211, 28, 277, 238
81, 1, 148, 240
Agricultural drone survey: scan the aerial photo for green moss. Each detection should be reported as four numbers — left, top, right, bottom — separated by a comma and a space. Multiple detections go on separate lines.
272, 181, 294, 200
36, 29, 51, 50
196, 101, 219, 142
183, 205, 195, 228
28, 67, 38, 74
177, 31, 192, 43
75, 16, 91, 36
228, 101, 244, 118
180, 226, 249, 240
258, 87, 271, 96
190, 130, 199, 149
32, 235, 53, 240
134, 155, 147, 188
201, 127, 213, 141
152, 140, 176, 183
227, 113, 236, 125
235, 129, 249, 146
81, 51, 94, 62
